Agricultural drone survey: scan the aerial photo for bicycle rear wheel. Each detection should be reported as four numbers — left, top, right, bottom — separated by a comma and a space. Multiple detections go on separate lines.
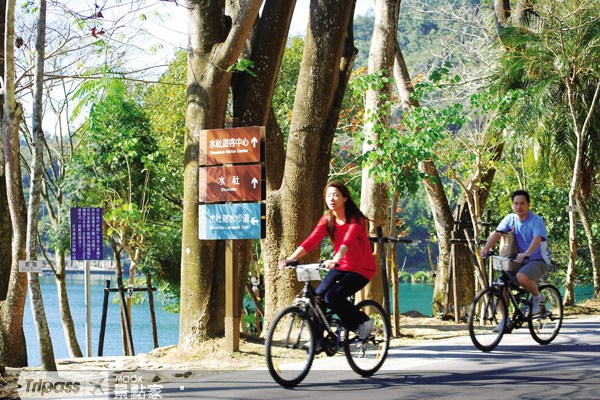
265, 306, 315, 387
468, 287, 507, 352
344, 299, 390, 376
529, 284, 563, 345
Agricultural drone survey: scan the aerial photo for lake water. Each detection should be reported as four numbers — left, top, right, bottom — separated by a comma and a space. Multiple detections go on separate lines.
23, 274, 594, 366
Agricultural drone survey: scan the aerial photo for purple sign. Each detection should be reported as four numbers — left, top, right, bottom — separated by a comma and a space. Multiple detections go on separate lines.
70, 207, 103, 260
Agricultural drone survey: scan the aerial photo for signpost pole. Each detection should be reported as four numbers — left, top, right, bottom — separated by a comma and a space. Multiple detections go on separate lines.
84, 260, 92, 357
225, 240, 240, 352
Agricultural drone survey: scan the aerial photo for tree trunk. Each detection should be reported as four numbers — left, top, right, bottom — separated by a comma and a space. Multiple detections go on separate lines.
0, 0, 11, 303
55, 250, 82, 357
0, 0, 28, 367
563, 81, 589, 306
576, 193, 599, 298
419, 160, 454, 314
359, 0, 400, 304
263, 0, 357, 328
26, 0, 56, 370
179, 0, 262, 347
231, 0, 297, 335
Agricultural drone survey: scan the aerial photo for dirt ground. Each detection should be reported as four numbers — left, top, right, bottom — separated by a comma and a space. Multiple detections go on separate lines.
1, 298, 599, 398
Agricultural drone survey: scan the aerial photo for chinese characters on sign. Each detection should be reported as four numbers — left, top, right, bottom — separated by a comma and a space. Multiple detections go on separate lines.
199, 126, 264, 165
18, 260, 44, 273
198, 126, 266, 240
198, 164, 265, 203
198, 203, 264, 240
70, 207, 103, 261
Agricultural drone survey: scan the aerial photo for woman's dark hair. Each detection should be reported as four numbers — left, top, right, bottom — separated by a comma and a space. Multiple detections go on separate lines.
323, 181, 368, 239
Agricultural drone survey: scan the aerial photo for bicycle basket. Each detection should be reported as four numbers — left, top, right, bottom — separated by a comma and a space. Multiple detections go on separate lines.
490, 255, 521, 272
295, 264, 322, 282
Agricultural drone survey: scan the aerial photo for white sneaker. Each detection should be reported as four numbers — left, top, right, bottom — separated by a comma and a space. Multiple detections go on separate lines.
531, 295, 545, 315
357, 318, 374, 340
492, 318, 512, 333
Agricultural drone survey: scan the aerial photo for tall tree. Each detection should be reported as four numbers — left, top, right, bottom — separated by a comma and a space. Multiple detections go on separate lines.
499, 0, 600, 303
26, 0, 56, 370
231, 0, 296, 334
1, 0, 28, 367
0, 0, 11, 303
359, 0, 400, 304
263, 0, 357, 325
180, 0, 263, 346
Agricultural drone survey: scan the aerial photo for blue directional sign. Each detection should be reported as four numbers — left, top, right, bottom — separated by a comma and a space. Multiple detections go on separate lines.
70, 207, 103, 260
199, 203, 264, 240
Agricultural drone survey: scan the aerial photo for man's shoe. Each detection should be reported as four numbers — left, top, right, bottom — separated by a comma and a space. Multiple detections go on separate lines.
357, 318, 375, 340
531, 295, 545, 315
301, 340, 322, 353
492, 319, 513, 333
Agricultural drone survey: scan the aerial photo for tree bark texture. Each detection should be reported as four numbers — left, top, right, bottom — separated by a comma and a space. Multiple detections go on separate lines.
0, 0, 11, 303
576, 193, 599, 298
55, 250, 82, 357
0, 0, 28, 367
359, 0, 400, 304
263, 0, 357, 327
179, 0, 262, 347
230, 0, 296, 335
27, 0, 57, 371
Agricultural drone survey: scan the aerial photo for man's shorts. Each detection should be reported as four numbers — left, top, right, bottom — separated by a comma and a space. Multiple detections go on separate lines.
515, 259, 548, 281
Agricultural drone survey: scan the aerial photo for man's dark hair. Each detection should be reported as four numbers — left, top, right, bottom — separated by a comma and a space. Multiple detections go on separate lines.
511, 189, 530, 203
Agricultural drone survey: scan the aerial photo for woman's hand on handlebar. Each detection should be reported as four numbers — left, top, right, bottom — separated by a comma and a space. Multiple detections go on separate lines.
322, 259, 339, 269
278, 259, 292, 271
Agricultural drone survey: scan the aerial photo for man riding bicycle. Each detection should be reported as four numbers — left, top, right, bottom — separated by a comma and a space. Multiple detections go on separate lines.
479, 190, 551, 330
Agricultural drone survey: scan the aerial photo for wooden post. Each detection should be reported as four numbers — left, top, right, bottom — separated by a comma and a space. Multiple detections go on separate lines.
376, 227, 390, 315
84, 260, 92, 356
450, 231, 459, 323
147, 274, 159, 349
390, 242, 400, 336
98, 279, 111, 356
225, 240, 240, 352
117, 275, 135, 356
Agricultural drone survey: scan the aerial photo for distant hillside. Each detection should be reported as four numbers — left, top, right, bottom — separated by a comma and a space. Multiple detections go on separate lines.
353, 0, 484, 76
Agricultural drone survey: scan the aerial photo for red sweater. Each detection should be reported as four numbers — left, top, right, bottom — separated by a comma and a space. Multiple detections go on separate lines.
300, 216, 376, 280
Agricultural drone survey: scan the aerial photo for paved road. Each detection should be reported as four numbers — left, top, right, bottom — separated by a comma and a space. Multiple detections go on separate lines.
139, 316, 600, 399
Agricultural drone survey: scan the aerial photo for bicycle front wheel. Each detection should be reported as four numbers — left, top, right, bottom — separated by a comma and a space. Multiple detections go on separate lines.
265, 306, 315, 387
468, 287, 507, 352
529, 284, 563, 345
344, 299, 390, 376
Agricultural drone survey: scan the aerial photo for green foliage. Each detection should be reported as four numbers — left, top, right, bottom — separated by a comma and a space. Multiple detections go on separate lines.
398, 270, 433, 284
492, 0, 600, 283
227, 58, 257, 77
272, 36, 303, 141
156, 280, 180, 314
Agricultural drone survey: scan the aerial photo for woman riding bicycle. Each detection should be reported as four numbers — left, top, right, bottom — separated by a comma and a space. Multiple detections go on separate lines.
278, 181, 376, 345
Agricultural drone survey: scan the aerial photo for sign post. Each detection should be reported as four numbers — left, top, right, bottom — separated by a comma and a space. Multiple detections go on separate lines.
198, 126, 265, 353
70, 207, 104, 357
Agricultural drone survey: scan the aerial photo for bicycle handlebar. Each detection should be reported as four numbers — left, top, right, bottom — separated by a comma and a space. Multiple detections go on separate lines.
285, 260, 329, 271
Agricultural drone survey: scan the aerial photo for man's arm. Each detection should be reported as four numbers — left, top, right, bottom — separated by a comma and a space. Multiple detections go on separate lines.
516, 235, 543, 263
479, 231, 503, 259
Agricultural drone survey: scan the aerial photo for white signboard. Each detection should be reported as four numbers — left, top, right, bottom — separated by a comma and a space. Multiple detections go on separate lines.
19, 260, 45, 273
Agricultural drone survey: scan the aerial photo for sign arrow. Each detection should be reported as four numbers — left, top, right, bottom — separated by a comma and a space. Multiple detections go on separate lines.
251, 136, 258, 148
251, 177, 259, 189
251, 217, 259, 226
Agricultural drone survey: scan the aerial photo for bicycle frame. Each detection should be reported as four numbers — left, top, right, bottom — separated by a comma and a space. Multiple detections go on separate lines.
293, 279, 343, 347
497, 277, 531, 329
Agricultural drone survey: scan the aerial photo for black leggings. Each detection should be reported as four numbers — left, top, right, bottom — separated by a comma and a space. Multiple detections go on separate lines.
315, 268, 370, 331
